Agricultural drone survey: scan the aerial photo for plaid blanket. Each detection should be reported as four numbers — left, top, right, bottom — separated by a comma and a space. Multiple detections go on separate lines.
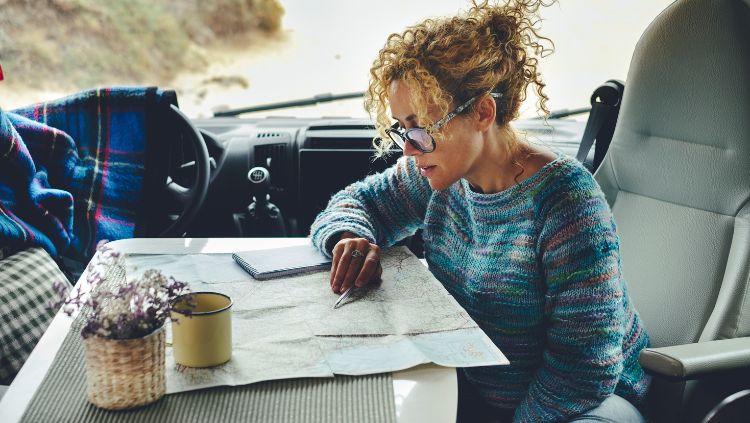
1, 87, 176, 260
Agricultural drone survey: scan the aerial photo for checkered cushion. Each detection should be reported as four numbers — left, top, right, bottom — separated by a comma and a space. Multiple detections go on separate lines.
0, 248, 68, 384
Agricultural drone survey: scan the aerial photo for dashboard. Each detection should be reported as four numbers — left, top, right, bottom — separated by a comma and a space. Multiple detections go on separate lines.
184, 116, 587, 238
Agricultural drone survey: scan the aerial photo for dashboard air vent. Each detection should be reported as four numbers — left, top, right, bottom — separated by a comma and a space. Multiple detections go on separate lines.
255, 143, 289, 191
256, 132, 284, 139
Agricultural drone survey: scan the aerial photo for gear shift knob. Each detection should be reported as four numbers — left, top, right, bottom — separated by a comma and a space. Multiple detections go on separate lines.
247, 166, 271, 204
248, 166, 270, 189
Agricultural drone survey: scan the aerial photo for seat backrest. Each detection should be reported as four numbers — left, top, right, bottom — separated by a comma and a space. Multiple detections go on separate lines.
594, 0, 750, 348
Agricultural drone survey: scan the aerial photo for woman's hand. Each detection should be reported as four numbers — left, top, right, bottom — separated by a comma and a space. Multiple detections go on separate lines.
330, 232, 383, 294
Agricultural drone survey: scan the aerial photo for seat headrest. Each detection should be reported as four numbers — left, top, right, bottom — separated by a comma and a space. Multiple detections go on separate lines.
600, 0, 750, 216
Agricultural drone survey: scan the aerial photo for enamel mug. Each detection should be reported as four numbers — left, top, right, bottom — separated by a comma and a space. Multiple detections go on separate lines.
170, 292, 233, 368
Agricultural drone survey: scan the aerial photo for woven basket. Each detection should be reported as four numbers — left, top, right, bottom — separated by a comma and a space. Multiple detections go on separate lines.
83, 326, 166, 410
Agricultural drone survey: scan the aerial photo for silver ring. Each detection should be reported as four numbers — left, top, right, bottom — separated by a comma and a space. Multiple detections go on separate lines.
351, 250, 364, 259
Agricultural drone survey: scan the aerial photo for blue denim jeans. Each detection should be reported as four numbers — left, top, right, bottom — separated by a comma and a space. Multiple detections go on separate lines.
456, 370, 645, 422
570, 395, 646, 423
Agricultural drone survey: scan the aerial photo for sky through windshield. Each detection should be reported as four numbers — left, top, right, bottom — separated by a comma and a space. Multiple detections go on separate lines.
178, 0, 673, 119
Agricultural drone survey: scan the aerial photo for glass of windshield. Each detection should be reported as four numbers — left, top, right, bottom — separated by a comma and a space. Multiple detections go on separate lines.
1, 0, 673, 120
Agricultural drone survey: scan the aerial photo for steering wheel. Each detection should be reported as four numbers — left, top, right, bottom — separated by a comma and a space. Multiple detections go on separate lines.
159, 104, 211, 237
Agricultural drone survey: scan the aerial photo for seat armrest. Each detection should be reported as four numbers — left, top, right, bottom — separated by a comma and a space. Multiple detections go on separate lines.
639, 337, 750, 380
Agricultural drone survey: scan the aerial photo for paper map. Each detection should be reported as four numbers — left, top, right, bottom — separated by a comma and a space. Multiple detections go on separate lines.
126, 247, 508, 394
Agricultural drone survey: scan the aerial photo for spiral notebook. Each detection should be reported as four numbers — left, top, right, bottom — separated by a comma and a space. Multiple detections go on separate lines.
232, 244, 332, 280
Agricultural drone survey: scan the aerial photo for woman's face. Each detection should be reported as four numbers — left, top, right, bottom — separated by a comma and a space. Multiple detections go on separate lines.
388, 79, 484, 191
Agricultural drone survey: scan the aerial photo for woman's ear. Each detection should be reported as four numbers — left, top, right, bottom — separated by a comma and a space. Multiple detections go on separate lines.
474, 95, 497, 132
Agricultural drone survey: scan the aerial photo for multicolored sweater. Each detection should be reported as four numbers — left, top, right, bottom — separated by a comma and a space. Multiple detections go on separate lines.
310, 154, 650, 422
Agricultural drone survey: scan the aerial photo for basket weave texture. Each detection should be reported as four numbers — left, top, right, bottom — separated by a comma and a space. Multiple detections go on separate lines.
83, 326, 166, 410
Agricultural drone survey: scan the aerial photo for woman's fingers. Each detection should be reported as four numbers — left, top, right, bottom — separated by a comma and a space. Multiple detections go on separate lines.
339, 239, 370, 293
331, 238, 368, 293
330, 241, 346, 288
329, 237, 382, 294
331, 241, 355, 293
354, 245, 380, 288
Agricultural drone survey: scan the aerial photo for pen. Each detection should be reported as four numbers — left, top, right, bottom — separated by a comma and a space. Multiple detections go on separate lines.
332, 286, 354, 309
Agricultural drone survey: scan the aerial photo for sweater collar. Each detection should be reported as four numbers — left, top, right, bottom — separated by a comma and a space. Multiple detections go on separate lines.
459, 152, 571, 209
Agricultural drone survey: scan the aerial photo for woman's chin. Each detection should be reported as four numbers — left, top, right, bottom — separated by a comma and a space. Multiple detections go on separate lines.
426, 177, 452, 191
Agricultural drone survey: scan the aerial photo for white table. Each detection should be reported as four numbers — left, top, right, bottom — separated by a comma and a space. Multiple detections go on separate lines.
0, 238, 457, 423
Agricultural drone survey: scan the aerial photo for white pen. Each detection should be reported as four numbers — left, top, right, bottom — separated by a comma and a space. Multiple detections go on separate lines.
332, 286, 354, 309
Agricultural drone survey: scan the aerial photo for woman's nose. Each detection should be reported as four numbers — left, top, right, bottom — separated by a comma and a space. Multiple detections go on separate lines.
402, 139, 422, 157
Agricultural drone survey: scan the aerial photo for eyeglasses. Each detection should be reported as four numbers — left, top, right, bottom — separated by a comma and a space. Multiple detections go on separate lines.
385, 92, 502, 153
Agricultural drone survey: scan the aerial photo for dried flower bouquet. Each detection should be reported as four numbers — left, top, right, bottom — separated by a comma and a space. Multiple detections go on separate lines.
51, 242, 190, 340
50, 242, 190, 409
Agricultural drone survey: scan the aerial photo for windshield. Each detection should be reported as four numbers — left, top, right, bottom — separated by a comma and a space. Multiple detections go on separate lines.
1, 0, 673, 120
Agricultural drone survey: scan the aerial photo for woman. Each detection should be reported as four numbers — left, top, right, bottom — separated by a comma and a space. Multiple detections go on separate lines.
310, 1, 650, 422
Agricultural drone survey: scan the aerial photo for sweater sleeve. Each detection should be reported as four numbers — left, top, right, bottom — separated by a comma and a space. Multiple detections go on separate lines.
514, 173, 627, 422
309, 155, 432, 256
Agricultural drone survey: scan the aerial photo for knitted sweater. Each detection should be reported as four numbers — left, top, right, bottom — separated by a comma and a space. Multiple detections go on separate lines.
310, 153, 650, 422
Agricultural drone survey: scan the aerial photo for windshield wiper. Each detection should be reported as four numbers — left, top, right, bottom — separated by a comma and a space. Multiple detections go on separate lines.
213, 92, 365, 117
214, 91, 591, 120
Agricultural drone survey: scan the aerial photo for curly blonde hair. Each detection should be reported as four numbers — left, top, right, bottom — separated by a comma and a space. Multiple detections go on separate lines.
365, 0, 553, 158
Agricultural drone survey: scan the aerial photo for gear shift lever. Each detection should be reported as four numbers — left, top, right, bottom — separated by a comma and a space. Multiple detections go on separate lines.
248, 167, 271, 210
233, 166, 287, 236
